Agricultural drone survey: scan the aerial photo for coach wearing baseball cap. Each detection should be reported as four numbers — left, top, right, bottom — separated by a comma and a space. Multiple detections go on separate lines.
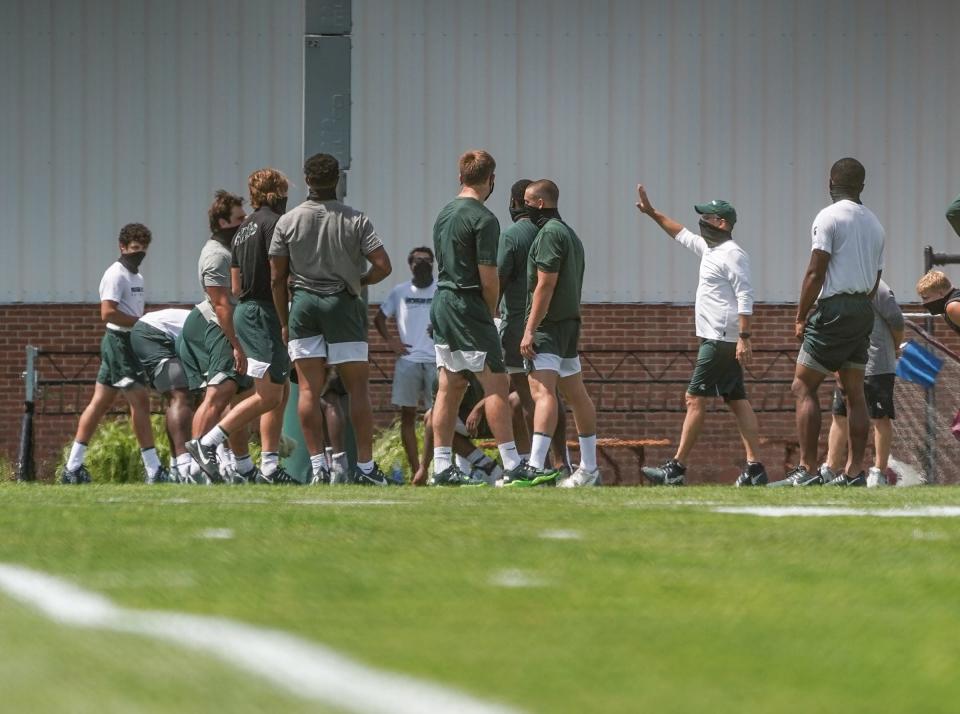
635, 185, 767, 487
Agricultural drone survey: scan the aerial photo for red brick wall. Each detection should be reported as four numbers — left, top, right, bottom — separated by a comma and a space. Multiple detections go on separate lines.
0, 302, 943, 483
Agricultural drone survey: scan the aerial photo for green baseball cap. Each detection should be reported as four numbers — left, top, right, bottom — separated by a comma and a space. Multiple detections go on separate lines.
694, 199, 737, 226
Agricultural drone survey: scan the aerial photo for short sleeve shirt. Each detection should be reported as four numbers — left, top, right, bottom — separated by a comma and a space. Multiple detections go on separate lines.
526, 218, 585, 324
433, 198, 500, 292
380, 280, 437, 363
137, 308, 191, 340
811, 200, 885, 299
269, 199, 383, 297
99, 261, 145, 331
497, 219, 539, 327
196, 237, 236, 323
867, 280, 904, 376
232, 206, 281, 302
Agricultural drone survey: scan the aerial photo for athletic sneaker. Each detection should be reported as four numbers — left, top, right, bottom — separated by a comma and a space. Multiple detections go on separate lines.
310, 465, 332, 485
768, 466, 821, 487
866, 466, 887, 488
734, 462, 768, 487
185, 439, 223, 483
255, 467, 300, 485
559, 465, 601, 488
501, 463, 560, 488
145, 466, 173, 485
353, 463, 388, 487
235, 466, 261, 485
642, 459, 685, 486
60, 464, 92, 485
431, 465, 488, 487
475, 461, 503, 486
824, 471, 867, 487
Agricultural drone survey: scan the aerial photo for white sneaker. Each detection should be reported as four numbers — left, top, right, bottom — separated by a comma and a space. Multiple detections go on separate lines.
866, 466, 887, 488
559, 466, 600, 488
818, 463, 839, 482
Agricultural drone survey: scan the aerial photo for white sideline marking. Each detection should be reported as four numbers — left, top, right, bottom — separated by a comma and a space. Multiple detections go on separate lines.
0, 564, 521, 714
713, 506, 960, 518
489, 569, 548, 588
538, 529, 582, 540
289, 499, 411, 506
197, 528, 234, 540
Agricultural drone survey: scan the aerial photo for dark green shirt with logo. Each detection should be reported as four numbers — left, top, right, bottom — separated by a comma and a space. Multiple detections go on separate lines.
526, 218, 585, 324
497, 218, 539, 328
433, 198, 500, 292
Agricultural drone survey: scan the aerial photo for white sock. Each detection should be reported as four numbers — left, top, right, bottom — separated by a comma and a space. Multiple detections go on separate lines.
332, 451, 348, 474
261, 451, 279, 475
456, 454, 473, 473
434, 447, 453, 473
175, 452, 193, 473
529, 433, 552, 470
519, 453, 530, 463
565, 446, 573, 470
467, 448, 494, 468
357, 459, 374, 474
235, 453, 254, 473
310, 453, 326, 477
67, 441, 87, 471
141, 447, 161, 476
325, 447, 334, 468
498, 441, 521, 470
189, 460, 201, 477
579, 434, 598, 472
200, 425, 229, 448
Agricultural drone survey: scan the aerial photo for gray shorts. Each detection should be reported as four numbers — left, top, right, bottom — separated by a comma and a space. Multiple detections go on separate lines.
391, 358, 436, 409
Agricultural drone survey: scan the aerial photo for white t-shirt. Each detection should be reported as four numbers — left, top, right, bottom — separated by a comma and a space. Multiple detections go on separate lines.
379, 280, 437, 363
811, 200, 885, 299
99, 261, 145, 332
138, 308, 191, 340
676, 228, 754, 343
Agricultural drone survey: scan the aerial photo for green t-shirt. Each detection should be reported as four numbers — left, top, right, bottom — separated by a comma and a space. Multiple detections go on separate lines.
948, 193, 960, 238
433, 198, 500, 292
497, 218, 539, 327
526, 218, 585, 324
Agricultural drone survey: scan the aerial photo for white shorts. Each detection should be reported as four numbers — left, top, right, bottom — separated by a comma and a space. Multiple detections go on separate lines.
530, 353, 582, 378
288, 335, 369, 365
434, 344, 487, 373
392, 358, 437, 408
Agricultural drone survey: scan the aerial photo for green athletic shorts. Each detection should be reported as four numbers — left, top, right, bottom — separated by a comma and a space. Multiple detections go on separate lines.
687, 339, 747, 402
96, 329, 147, 389
430, 288, 505, 374
129, 322, 186, 392
288, 289, 369, 365
234, 300, 290, 384
176, 307, 253, 392
499, 318, 525, 372
799, 293, 874, 373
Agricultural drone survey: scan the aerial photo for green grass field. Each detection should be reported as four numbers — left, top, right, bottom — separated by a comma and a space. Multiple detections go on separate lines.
1, 484, 958, 713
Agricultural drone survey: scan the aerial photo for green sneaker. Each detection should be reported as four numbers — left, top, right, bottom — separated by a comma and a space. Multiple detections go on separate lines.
501, 463, 560, 488
431, 465, 487, 487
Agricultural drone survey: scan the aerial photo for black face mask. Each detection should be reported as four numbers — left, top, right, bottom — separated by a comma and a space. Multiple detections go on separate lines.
485, 180, 495, 201
268, 196, 288, 214
213, 225, 240, 246
119, 251, 146, 273
923, 290, 960, 315
698, 219, 731, 247
509, 204, 529, 222
411, 261, 434, 288
526, 206, 561, 229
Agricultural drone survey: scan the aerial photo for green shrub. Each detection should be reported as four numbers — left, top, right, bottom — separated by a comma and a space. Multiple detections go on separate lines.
0, 454, 13, 482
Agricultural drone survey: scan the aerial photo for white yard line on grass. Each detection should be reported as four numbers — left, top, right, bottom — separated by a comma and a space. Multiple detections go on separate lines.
0, 563, 521, 714
538, 529, 583, 540
713, 505, 960, 518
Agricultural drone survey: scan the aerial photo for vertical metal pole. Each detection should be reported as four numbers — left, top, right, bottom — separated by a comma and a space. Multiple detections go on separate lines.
16, 346, 38, 482
922, 246, 936, 483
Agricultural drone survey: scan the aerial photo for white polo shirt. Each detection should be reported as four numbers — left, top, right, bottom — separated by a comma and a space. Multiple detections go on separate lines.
811, 199, 885, 299
379, 280, 437, 363
676, 228, 754, 343
99, 261, 145, 332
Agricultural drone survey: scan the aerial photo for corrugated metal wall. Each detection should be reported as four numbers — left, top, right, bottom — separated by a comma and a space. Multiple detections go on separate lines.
0, 0, 304, 303
2, 0, 959, 304
349, 0, 960, 303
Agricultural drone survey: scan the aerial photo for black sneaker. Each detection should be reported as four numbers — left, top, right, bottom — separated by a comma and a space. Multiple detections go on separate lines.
734, 462, 768, 487
824, 471, 867, 487
642, 459, 686, 486
185, 439, 223, 483
431, 465, 488, 487
353, 463, 388, 486
145, 466, 173, 484
61, 464, 92, 484
255, 466, 300, 485
234, 466, 261, 484
768, 466, 822, 487
501, 462, 560, 488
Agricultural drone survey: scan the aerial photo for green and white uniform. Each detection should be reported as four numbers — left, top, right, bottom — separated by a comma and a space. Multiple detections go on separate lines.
270, 199, 383, 365
431, 197, 504, 373
525, 218, 585, 377
497, 218, 538, 373
96, 261, 147, 389
130, 308, 191, 392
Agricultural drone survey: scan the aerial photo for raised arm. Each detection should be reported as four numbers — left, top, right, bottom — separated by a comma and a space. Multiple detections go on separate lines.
635, 184, 684, 238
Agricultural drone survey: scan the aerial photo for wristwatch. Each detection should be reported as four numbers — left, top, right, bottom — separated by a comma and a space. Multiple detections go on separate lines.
738, 332, 751, 339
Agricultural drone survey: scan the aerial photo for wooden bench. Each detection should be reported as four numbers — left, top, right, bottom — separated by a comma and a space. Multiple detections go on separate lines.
478, 437, 672, 486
